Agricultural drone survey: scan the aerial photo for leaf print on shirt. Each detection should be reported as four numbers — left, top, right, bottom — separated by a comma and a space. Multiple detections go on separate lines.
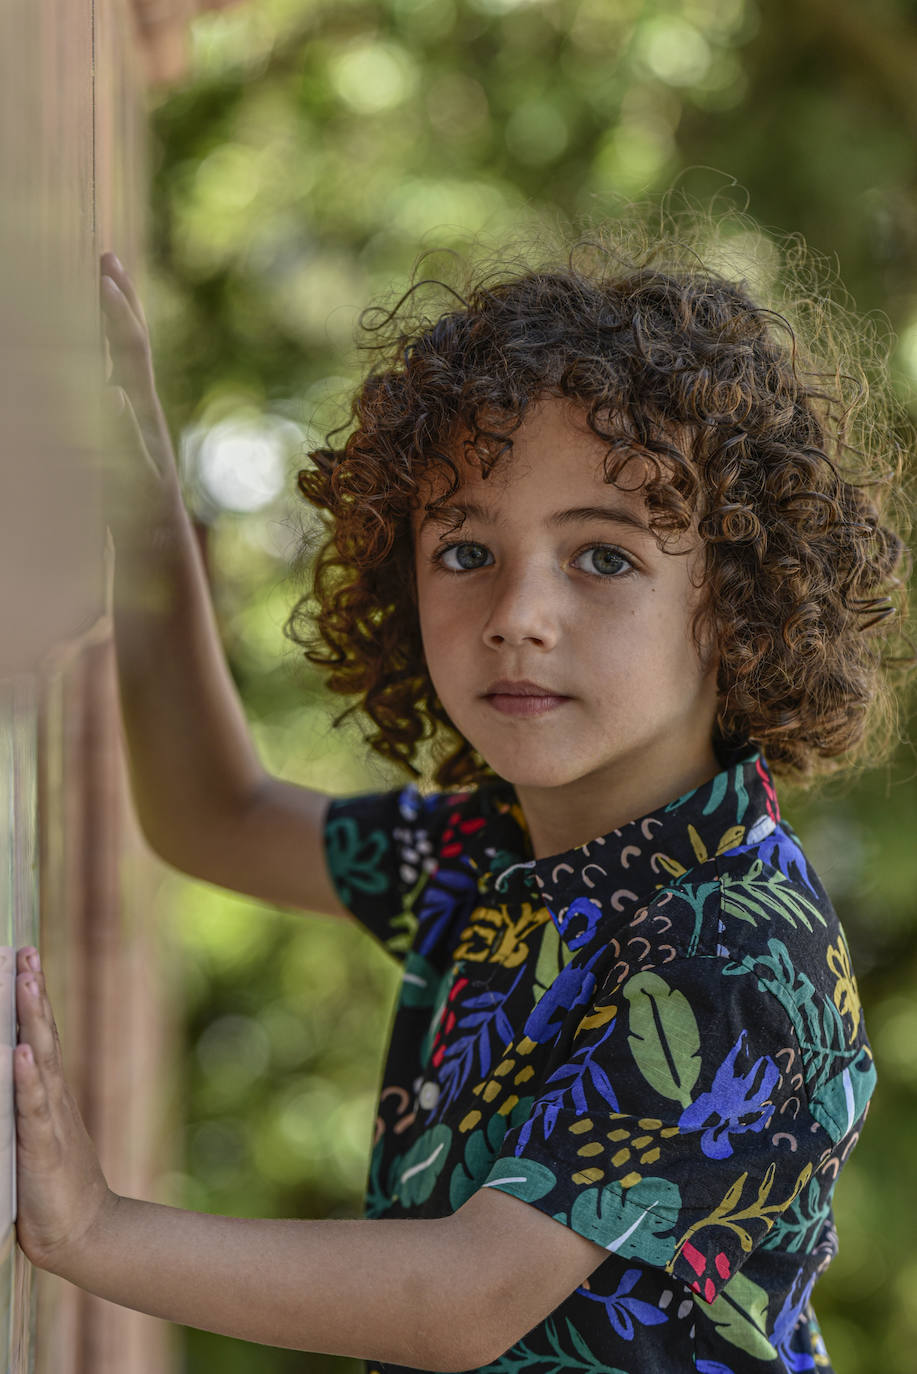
449, 1097, 534, 1208
740, 823, 822, 901
656, 822, 748, 878
555, 896, 603, 950
678, 1029, 780, 1160
675, 1159, 813, 1272
826, 930, 862, 1037
429, 966, 526, 1118
392, 1123, 453, 1206
697, 1270, 777, 1360
808, 1044, 876, 1143
770, 1221, 837, 1372
415, 865, 481, 960
760, 1174, 833, 1254
483, 1154, 557, 1201
719, 861, 828, 932
399, 950, 439, 1009
576, 1268, 670, 1340
454, 900, 550, 968
514, 1016, 621, 1157
324, 814, 391, 908
724, 940, 847, 1093
486, 1316, 628, 1374
524, 955, 600, 1045
624, 971, 702, 1108
571, 1176, 682, 1265
532, 917, 577, 1007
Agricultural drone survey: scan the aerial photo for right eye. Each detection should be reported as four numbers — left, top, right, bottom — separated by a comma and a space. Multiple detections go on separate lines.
432, 541, 493, 572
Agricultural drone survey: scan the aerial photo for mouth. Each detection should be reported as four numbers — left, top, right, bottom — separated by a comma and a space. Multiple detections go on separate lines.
481, 679, 573, 717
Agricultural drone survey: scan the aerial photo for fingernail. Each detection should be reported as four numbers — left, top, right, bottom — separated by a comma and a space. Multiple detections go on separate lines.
113, 255, 124, 272
27, 952, 40, 972
25, 980, 38, 997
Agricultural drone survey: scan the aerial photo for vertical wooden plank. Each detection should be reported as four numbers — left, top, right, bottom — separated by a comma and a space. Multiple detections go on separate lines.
0, 678, 41, 1374
1, 0, 182, 1367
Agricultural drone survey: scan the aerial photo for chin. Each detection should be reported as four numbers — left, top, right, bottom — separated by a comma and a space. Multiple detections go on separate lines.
467, 742, 589, 791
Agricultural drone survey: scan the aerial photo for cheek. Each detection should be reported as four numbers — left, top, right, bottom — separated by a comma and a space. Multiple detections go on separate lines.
415, 580, 462, 669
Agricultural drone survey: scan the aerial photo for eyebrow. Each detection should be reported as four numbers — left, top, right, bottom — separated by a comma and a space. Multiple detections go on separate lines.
419, 499, 650, 536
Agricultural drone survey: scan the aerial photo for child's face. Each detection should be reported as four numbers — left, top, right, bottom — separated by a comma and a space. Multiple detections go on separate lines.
411, 394, 721, 831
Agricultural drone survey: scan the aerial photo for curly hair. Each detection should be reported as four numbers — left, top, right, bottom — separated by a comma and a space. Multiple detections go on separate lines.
285, 196, 915, 793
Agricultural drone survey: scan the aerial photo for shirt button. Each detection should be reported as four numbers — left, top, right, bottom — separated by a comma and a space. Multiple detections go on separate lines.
418, 1081, 440, 1111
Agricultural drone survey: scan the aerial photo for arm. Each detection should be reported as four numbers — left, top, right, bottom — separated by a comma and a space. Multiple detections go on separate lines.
14, 947, 606, 1370
100, 254, 348, 920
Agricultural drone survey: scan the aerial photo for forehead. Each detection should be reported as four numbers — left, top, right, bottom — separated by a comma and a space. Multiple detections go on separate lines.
413, 395, 676, 530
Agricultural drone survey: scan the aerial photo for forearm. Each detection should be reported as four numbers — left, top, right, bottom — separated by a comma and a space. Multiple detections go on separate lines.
52, 1195, 460, 1369
111, 491, 265, 863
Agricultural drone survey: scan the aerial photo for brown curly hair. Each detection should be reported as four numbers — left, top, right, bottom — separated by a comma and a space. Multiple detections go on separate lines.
285, 198, 915, 793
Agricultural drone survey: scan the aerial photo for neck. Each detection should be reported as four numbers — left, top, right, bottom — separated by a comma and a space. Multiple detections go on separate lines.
513, 740, 722, 862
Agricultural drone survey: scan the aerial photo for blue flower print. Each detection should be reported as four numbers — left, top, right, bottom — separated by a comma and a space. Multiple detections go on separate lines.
770, 1223, 837, 1371
576, 1267, 669, 1340
678, 1028, 780, 1159
556, 896, 603, 950
415, 866, 480, 959
523, 948, 602, 1045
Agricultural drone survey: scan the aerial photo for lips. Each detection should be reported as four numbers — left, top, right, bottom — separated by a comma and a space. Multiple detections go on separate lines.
483, 678, 571, 698
481, 678, 574, 719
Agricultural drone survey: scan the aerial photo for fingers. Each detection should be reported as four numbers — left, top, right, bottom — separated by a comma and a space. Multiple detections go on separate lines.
100, 251, 148, 331
15, 949, 64, 1093
14, 1036, 56, 1158
99, 253, 158, 404
98, 255, 179, 485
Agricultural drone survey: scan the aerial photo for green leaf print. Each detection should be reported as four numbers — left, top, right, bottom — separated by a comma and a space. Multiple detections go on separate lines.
720, 861, 828, 932
728, 939, 846, 1091
533, 919, 576, 1007
624, 971, 701, 1108
394, 1124, 453, 1207
697, 1270, 777, 1360
809, 1045, 877, 1143
399, 951, 439, 1008
571, 1176, 682, 1264
483, 1155, 557, 1201
450, 1110, 525, 1210
761, 1175, 831, 1253
325, 816, 389, 905
485, 1316, 627, 1374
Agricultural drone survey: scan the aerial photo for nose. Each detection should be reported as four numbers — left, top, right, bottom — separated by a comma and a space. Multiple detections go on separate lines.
481, 562, 561, 650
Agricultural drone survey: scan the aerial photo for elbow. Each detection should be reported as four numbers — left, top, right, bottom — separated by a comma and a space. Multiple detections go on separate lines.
426, 1297, 517, 1373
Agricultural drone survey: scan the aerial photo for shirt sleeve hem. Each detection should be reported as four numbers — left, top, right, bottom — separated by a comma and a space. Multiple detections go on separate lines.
480, 1151, 765, 1305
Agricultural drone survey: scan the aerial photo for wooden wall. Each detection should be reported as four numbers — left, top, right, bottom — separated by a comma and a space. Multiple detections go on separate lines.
0, 0, 242, 1368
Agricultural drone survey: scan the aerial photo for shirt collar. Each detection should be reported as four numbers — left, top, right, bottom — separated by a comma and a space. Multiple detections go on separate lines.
473, 742, 780, 946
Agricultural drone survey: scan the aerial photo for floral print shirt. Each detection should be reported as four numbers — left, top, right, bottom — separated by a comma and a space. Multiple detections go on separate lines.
322, 743, 874, 1374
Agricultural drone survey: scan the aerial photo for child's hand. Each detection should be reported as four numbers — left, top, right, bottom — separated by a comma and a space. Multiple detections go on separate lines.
13, 947, 116, 1273
98, 251, 185, 544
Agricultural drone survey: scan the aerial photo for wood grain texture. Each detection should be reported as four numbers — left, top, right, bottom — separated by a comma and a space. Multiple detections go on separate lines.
0, 0, 239, 1366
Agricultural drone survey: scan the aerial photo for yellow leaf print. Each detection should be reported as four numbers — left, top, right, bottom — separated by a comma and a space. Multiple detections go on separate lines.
454, 901, 549, 968
827, 934, 862, 1037
715, 824, 747, 855
688, 824, 709, 864
574, 1003, 618, 1037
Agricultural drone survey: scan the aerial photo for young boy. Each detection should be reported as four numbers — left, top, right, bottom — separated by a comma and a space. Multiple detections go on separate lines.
13, 224, 910, 1374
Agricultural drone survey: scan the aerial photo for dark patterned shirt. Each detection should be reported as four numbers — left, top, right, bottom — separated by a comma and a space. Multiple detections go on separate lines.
322, 742, 874, 1374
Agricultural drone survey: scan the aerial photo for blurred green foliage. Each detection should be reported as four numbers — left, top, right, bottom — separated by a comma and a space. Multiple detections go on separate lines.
140, 1, 917, 1370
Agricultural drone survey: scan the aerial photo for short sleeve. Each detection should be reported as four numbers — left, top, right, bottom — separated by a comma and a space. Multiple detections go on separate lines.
322, 783, 480, 969
479, 952, 837, 1304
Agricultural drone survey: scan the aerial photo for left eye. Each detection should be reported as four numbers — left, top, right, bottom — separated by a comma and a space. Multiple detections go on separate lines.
572, 545, 633, 578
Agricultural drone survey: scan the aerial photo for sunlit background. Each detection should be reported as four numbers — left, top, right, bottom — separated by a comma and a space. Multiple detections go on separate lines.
133, 1, 917, 1370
